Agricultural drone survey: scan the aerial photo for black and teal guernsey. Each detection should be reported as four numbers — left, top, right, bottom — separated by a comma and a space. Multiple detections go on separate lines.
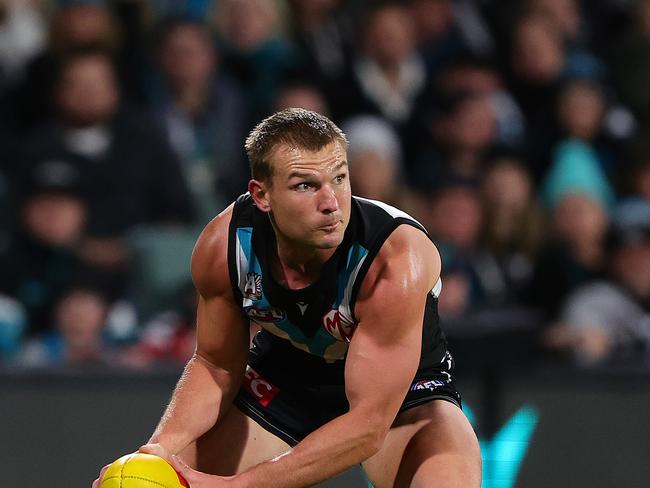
228, 193, 460, 445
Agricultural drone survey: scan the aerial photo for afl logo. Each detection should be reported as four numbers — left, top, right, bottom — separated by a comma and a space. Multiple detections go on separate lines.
244, 272, 262, 300
245, 306, 286, 324
323, 309, 355, 342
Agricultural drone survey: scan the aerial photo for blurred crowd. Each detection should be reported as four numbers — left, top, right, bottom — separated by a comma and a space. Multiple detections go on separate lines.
1, 0, 650, 371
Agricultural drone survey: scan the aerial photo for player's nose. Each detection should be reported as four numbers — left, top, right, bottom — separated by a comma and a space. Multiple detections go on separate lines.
318, 185, 339, 214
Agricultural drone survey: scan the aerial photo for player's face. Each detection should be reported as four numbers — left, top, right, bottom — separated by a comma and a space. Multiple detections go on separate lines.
253, 141, 351, 251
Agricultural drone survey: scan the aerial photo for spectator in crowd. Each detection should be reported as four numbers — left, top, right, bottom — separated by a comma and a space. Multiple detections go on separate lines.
338, 2, 427, 126
421, 159, 546, 362
544, 199, 650, 366
0, 159, 92, 334
410, 91, 498, 191
508, 2, 607, 173
479, 155, 545, 307
273, 79, 330, 115
342, 114, 426, 220
5, 0, 124, 130
420, 55, 525, 153
212, 0, 297, 117
555, 78, 628, 179
424, 179, 484, 318
286, 0, 357, 106
528, 0, 581, 41
506, 11, 568, 179
19, 283, 111, 366
557, 79, 604, 141
529, 0, 604, 80
150, 17, 250, 221
529, 141, 614, 318
407, 0, 494, 76
16, 49, 194, 301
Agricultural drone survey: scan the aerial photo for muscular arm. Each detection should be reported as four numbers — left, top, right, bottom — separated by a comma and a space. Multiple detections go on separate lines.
146, 207, 250, 454
230, 225, 440, 488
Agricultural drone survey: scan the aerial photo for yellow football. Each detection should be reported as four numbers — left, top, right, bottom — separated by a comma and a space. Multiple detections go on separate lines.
101, 453, 189, 488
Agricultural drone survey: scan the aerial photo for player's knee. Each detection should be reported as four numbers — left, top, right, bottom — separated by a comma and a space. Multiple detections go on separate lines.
401, 402, 482, 487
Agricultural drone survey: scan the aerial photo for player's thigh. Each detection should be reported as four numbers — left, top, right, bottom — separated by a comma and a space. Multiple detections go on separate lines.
179, 405, 291, 476
362, 400, 481, 488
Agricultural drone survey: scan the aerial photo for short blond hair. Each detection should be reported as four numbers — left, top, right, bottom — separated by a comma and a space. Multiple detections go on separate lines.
245, 108, 348, 183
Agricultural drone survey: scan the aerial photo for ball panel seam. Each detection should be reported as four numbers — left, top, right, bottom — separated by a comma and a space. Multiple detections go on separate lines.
104, 475, 175, 488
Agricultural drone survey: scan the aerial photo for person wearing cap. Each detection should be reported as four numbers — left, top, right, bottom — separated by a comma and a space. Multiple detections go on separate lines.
528, 138, 614, 319
0, 159, 91, 335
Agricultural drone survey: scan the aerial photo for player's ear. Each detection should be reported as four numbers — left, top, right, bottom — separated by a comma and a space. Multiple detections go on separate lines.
248, 179, 271, 212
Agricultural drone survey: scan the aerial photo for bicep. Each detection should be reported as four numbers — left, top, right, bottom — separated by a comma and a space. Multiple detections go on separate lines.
345, 282, 431, 420
344, 314, 422, 423
195, 293, 250, 375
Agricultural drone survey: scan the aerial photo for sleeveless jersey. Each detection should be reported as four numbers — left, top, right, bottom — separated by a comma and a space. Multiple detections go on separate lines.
227, 193, 448, 369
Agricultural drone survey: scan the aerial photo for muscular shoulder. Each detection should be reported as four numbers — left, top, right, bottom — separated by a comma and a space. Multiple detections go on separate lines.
191, 203, 235, 298
356, 224, 440, 305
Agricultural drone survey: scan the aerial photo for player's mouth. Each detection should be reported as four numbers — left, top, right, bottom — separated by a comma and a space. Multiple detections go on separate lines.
318, 220, 341, 232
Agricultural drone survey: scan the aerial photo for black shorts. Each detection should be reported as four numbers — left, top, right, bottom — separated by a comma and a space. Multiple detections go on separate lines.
233, 332, 461, 446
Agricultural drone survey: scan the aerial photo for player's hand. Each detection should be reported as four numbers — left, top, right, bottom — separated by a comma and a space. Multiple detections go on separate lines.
170, 454, 238, 487
91, 463, 110, 488
138, 443, 174, 463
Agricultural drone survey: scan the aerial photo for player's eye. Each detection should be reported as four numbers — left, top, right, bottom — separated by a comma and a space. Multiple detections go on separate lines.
294, 182, 313, 191
334, 173, 347, 184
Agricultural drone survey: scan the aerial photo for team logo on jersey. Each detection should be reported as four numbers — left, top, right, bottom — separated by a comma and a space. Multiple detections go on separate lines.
322, 308, 355, 342
245, 306, 286, 324
244, 272, 262, 300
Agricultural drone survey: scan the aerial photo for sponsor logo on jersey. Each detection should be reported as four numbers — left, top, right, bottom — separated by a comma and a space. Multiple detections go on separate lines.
296, 301, 308, 315
410, 378, 447, 392
244, 272, 262, 300
322, 308, 355, 342
245, 306, 286, 323
242, 367, 279, 406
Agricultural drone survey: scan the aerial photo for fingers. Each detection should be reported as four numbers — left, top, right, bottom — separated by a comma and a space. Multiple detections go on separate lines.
138, 443, 171, 462
138, 443, 158, 455
170, 454, 230, 487
92, 464, 110, 488
170, 454, 189, 473
170, 454, 196, 482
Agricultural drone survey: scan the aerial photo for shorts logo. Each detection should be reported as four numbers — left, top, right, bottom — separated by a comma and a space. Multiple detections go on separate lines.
411, 379, 446, 392
244, 272, 262, 300
323, 308, 355, 342
245, 306, 286, 323
242, 367, 279, 406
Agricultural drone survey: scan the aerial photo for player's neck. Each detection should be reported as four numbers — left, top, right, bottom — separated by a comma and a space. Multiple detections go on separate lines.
273, 241, 336, 289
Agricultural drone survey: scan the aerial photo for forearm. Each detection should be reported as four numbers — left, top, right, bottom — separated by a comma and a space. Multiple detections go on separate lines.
149, 353, 242, 453
236, 410, 384, 488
